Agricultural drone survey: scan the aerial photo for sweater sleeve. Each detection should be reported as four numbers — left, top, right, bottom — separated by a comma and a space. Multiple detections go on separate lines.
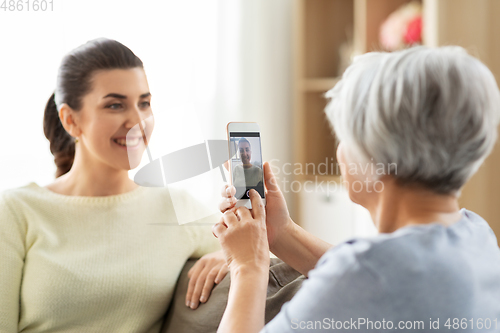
189, 212, 222, 259
0, 192, 26, 333
167, 186, 222, 258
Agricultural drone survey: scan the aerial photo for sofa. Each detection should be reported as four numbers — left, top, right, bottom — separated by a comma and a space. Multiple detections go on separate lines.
161, 258, 305, 333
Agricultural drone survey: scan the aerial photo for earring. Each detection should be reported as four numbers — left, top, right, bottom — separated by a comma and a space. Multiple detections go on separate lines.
75, 138, 79, 144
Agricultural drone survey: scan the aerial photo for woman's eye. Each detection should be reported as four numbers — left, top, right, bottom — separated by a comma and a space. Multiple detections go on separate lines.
140, 101, 151, 108
107, 103, 123, 110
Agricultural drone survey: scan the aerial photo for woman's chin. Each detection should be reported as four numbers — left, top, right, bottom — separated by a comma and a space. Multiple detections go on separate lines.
126, 157, 143, 170
110, 152, 144, 171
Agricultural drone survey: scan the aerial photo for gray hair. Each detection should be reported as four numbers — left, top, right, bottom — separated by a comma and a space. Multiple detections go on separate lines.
325, 46, 500, 194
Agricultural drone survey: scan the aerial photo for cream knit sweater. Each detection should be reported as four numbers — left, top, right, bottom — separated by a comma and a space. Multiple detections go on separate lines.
0, 182, 222, 333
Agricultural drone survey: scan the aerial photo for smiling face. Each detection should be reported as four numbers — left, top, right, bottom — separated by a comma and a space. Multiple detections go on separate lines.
73, 68, 154, 171
238, 141, 252, 165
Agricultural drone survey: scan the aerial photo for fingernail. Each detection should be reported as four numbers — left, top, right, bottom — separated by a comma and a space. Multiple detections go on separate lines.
186, 301, 190, 307
190, 303, 197, 309
226, 198, 232, 203
200, 296, 206, 302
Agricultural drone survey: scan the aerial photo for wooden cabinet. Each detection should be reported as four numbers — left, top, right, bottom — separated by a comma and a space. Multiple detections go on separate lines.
299, 182, 377, 245
292, 0, 354, 186
292, 0, 422, 180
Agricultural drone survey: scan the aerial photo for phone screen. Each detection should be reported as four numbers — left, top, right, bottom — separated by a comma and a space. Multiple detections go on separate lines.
229, 132, 265, 200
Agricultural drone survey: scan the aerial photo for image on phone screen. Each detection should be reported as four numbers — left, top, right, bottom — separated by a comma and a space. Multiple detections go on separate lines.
229, 132, 265, 200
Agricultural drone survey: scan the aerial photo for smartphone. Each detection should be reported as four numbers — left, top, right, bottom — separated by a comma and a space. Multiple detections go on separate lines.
227, 122, 266, 209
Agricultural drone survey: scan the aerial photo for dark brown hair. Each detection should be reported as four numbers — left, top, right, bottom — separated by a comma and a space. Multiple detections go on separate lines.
43, 38, 144, 177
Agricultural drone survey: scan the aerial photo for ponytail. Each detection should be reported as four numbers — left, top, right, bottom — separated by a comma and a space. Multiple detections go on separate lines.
43, 93, 75, 178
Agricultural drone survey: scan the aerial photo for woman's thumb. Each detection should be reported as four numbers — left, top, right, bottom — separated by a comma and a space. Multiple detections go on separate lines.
263, 162, 281, 194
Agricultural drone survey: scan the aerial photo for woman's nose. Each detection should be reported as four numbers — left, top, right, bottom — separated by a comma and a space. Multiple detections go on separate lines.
126, 107, 147, 130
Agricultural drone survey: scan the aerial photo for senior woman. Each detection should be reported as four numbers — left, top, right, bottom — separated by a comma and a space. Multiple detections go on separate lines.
214, 46, 500, 333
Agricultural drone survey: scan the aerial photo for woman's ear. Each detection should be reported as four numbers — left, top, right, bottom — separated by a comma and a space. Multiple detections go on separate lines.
59, 103, 82, 138
336, 142, 347, 175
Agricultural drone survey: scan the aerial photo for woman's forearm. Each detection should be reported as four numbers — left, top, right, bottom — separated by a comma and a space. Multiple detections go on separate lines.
217, 266, 269, 333
271, 219, 333, 277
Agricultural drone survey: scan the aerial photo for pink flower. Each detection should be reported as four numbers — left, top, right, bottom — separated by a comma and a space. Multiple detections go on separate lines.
379, 2, 422, 51
404, 16, 422, 45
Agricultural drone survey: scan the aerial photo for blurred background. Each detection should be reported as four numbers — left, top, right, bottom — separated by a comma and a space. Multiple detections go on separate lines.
0, 0, 499, 245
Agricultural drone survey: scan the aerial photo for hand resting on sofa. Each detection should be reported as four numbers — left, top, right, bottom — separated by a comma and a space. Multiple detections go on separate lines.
161, 258, 305, 333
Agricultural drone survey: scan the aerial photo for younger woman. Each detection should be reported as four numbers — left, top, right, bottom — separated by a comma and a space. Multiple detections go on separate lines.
0, 38, 228, 333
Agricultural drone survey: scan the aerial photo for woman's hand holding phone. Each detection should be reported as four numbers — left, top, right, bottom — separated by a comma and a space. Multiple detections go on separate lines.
219, 160, 332, 278
213, 190, 270, 333
213, 190, 270, 273
219, 161, 293, 252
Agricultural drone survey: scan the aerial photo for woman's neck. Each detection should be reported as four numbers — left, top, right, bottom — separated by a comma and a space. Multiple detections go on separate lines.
367, 177, 462, 233
46, 148, 138, 197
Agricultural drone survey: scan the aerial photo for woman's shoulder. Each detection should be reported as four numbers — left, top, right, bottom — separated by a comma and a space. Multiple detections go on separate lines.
1, 182, 42, 204
0, 183, 42, 225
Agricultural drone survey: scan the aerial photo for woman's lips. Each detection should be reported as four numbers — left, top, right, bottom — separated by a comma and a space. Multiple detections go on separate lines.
111, 137, 143, 150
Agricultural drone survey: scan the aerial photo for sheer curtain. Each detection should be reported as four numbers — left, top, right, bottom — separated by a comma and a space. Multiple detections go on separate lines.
142, 0, 294, 221
0, 0, 293, 211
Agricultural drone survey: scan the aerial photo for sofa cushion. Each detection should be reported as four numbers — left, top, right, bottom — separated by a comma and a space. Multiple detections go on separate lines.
161, 258, 305, 333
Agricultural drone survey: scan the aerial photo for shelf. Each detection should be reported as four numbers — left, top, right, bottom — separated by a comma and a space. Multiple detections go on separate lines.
303, 0, 354, 78
355, 0, 423, 53
301, 77, 340, 92
303, 91, 339, 176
